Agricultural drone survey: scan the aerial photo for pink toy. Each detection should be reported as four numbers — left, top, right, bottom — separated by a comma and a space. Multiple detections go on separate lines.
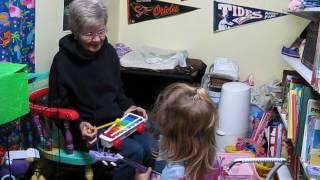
217, 153, 259, 180
236, 111, 272, 156
217, 153, 287, 180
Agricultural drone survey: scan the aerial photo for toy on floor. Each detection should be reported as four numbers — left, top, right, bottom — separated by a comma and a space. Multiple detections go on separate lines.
217, 153, 287, 180
0, 148, 40, 180
223, 157, 286, 180
99, 113, 146, 149
235, 111, 272, 156
89, 150, 160, 179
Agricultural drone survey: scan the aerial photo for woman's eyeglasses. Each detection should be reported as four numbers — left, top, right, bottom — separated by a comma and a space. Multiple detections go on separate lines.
80, 29, 106, 40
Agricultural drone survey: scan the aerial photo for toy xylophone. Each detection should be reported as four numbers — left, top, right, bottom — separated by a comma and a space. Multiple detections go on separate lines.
99, 113, 146, 149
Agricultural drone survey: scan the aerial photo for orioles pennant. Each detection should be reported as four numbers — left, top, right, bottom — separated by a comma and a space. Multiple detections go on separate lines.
128, 0, 199, 24
214, 1, 288, 32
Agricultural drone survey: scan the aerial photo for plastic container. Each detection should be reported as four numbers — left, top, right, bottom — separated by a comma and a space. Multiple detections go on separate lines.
216, 82, 251, 151
217, 153, 261, 180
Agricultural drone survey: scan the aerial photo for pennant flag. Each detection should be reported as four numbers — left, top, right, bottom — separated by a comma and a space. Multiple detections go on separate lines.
214, 1, 288, 32
128, 0, 199, 24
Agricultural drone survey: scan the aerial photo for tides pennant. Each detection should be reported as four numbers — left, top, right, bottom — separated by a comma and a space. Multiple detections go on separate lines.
128, 0, 199, 24
214, 1, 288, 32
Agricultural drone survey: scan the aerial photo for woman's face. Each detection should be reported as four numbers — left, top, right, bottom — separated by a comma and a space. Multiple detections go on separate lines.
78, 18, 106, 54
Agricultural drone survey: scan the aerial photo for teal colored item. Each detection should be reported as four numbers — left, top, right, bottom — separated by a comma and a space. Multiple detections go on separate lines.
37, 146, 97, 165
35, 123, 97, 165
0, 63, 29, 125
294, 86, 318, 156
28, 70, 49, 93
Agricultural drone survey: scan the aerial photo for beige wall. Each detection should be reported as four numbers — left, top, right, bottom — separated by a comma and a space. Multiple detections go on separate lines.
117, 0, 308, 84
36, 0, 308, 84
35, 0, 67, 71
105, 0, 120, 44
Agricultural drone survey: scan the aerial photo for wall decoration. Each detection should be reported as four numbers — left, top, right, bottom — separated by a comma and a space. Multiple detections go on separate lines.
63, 0, 73, 31
0, 0, 35, 72
214, 1, 287, 32
128, 0, 199, 24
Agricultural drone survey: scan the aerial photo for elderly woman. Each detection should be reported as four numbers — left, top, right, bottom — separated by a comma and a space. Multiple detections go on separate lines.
48, 0, 153, 179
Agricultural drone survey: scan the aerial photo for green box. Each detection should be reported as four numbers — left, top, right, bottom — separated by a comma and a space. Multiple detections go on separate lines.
0, 63, 29, 125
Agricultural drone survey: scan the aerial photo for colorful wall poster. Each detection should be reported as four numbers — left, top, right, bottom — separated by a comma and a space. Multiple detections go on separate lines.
0, 0, 35, 72
214, 1, 287, 32
128, 0, 199, 24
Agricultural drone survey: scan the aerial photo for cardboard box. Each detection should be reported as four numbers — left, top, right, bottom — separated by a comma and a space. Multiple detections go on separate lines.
0, 63, 29, 125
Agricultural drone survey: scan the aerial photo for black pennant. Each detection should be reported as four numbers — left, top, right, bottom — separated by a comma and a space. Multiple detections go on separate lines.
128, 0, 199, 24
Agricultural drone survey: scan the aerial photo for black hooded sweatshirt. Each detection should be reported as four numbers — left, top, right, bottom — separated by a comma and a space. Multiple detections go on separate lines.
48, 34, 134, 126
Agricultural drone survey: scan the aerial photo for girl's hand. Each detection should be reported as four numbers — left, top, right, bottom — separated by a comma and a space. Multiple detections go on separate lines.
79, 121, 97, 147
124, 105, 148, 121
135, 167, 152, 180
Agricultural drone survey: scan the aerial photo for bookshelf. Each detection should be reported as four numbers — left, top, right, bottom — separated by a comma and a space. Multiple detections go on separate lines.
276, 104, 315, 179
281, 55, 312, 84
279, 7, 320, 180
281, 54, 318, 179
281, 8, 320, 176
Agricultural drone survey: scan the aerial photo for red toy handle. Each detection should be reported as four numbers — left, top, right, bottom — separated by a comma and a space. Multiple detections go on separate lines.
136, 124, 145, 134
112, 139, 123, 149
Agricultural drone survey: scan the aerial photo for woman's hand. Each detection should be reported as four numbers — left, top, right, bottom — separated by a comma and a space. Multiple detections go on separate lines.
135, 167, 152, 180
124, 105, 148, 121
79, 121, 97, 147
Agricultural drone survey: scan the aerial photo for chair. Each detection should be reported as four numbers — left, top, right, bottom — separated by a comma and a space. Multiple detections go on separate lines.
29, 88, 96, 179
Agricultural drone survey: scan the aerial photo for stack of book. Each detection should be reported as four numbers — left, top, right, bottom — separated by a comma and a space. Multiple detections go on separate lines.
279, 70, 320, 178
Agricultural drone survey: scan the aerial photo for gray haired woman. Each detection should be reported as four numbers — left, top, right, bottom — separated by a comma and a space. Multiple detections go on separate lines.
48, 0, 153, 179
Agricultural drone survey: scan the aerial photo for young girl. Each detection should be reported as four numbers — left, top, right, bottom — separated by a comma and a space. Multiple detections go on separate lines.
136, 83, 218, 180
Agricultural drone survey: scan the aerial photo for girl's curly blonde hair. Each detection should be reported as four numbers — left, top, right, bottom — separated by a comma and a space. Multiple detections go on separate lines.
152, 83, 218, 180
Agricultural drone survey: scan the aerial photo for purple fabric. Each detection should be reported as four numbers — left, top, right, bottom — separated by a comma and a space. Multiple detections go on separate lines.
281, 46, 300, 58
115, 43, 132, 59
0, 159, 30, 177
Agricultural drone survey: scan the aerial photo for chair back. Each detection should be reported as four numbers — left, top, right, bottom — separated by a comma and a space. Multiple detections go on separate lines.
29, 88, 96, 165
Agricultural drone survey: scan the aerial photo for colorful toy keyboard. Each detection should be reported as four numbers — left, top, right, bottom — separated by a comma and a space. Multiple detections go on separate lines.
99, 113, 146, 149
